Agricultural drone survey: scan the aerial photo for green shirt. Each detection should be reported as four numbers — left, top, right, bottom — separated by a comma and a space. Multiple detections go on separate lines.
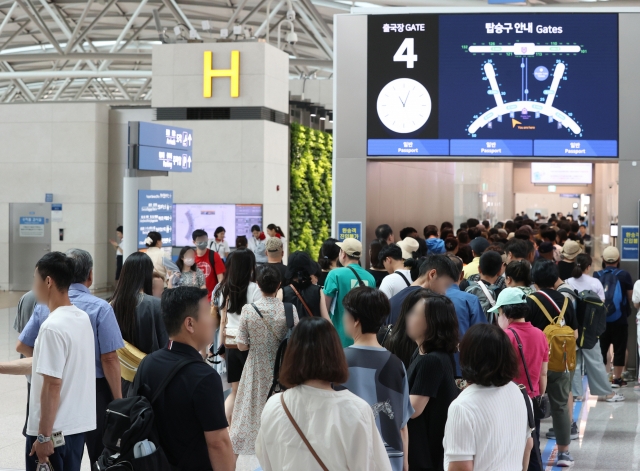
323, 264, 376, 347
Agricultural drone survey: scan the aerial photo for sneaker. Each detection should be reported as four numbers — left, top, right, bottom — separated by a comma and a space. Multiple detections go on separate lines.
612, 378, 628, 388
605, 392, 625, 402
546, 424, 578, 440
575, 396, 583, 402
622, 370, 635, 382
556, 451, 575, 467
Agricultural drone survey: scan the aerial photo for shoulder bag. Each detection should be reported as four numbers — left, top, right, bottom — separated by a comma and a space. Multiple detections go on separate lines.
508, 328, 551, 420
220, 302, 238, 349
290, 285, 314, 317
280, 393, 329, 471
347, 266, 366, 287
395, 271, 411, 287
518, 384, 544, 471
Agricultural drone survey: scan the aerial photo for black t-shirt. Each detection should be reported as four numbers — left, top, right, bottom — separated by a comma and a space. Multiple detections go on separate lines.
316, 270, 329, 287
525, 288, 579, 332
406, 350, 460, 471
282, 284, 322, 318
367, 269, 389, 288
558, 261, 575, 281
136, 342, 228, 471
388, 286, 421, 325
265, 262, 288, 286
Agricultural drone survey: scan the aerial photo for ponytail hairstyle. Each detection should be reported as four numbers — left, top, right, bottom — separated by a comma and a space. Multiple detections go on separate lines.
571, 253, 592, 279
267, 224, 285, 238
319, 238, 341, 271
145, 231, 162, 248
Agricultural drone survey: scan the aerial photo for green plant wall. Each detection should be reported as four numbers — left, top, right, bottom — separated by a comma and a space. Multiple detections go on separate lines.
289, 122, 333, 258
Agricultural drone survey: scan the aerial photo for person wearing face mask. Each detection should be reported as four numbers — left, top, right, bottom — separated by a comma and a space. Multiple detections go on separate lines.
192, 229, 226, 301
168, 247, 207, 289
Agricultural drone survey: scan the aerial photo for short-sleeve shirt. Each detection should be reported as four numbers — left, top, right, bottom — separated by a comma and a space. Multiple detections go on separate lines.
387, 286, 421, 325
633, 280, 640, 317
379, 270, 413, 299
135, 341, 228, 471
339, 346, 414, 471
594, 267, 634, 325
27, 305, 96, 436
406, 350, 460, 471
525, 288, 579, 332
19, 283, 124, 379
323, 264, 376, 347
505, 322, 549, 397
195, 249, 226, 300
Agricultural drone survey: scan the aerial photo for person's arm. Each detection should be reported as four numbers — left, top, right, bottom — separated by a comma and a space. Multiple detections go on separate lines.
410, 395, 430, 418
324, 293, 333, 313
205, 429, 235, 471
319, 291, 332, 322
236, 307, 250, 352
539, 361, 548, 396
16, 340, 33, 357
0, 357, 33, 375
448, 462, 473, 471
276, 288, 283, 301
523, 436, 533, 471
401, 425, 409, 471
30, 374, 62, 464
214, 252, 225, 284
101, 351, 123, 399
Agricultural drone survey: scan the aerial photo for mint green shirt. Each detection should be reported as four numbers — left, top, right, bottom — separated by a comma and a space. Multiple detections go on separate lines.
323, 264, 376, 347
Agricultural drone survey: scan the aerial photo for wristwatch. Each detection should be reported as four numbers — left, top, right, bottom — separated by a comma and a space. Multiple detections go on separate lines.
37, 434, 51, 444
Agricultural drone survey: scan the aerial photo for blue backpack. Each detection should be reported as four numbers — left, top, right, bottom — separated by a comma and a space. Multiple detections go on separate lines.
598, 268, 624, 323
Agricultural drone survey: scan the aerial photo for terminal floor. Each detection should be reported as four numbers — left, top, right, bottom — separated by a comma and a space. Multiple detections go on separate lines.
0, 293, 637, 471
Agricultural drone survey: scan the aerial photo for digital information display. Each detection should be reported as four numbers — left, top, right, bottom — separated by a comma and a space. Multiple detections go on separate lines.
530, 162, 592, 184
135, 122, 193, 172
172, 204, 263, 247
138, 190, 173, 248
367, 14, 618, 158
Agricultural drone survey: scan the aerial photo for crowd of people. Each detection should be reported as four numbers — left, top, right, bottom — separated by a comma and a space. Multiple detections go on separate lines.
1, 213, 637, 471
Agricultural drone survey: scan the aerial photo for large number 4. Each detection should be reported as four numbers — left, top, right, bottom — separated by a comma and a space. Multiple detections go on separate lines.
393, 38, 418, 69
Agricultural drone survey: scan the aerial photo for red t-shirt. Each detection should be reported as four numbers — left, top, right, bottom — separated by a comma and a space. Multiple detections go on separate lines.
195, 249, 226, 300
505, 321, 549, 398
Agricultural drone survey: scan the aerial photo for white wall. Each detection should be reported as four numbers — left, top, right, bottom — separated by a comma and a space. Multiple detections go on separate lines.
0, 103, 110, 291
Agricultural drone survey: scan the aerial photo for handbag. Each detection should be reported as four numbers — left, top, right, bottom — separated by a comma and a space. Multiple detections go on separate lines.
280, 393, 329, 471
509, 328, 551, 420
220, 304, 239, 349
290, 285, 314, 317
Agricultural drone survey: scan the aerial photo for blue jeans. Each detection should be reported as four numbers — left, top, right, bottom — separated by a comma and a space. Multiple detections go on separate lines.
26, 433, 84, 471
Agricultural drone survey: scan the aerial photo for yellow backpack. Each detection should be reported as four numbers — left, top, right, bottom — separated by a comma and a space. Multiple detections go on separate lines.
528, 294, 576, 373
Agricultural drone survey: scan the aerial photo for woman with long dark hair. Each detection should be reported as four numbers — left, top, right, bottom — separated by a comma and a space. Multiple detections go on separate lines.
217, 248, 260, 423
111, 252, 168, 395
266, 224, 286, 239
384, 289, 425, 368
367, 239, 389, 288
317, 238, 341, 287
167, 246, 206, 289
404, 291, 460, 471
279, 251, 330, 321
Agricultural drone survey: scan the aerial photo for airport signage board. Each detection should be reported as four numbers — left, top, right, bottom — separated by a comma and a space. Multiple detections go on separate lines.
138, 190, 173, 248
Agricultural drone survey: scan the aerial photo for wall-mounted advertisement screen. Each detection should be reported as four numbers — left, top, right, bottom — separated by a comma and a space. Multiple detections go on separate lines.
367, 14, 618, 158
531, 162, 592, 184
172, 204, 263, 247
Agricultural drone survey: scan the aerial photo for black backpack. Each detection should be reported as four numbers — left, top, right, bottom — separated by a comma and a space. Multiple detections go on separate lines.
266, 302, 296, 400
93, 358, 200, 471
558, 287, 607, 349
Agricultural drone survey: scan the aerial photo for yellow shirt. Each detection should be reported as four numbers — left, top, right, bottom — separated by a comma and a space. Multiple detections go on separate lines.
464, 257, 481, 279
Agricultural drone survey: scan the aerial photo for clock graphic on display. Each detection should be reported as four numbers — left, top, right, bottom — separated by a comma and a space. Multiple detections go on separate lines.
376, 78, 432, 134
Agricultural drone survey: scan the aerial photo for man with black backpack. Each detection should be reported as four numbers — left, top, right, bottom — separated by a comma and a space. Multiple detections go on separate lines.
378, 243, 413, 299
594, 246, 634, 388
132, 287, 234, 471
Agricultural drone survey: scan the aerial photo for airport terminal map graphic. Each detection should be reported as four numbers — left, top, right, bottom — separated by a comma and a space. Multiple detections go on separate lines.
367, 13, 618, 157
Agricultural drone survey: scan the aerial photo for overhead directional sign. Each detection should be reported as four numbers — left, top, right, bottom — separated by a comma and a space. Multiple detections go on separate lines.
129, 121, 194, 173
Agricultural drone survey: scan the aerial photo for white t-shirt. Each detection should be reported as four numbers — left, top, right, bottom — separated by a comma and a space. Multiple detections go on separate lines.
27, 305, 96, 436
210, 239, 230, 257
379, 269, 413, 299
443, 382, 530, 471
256, 385, 391, 471
567, 274, 606, 301
223, 282, 262, 333
632, 280, 640, 319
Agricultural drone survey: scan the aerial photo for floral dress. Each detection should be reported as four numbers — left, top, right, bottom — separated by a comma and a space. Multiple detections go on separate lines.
230, 297, 299, 454
172, 268, 205, 288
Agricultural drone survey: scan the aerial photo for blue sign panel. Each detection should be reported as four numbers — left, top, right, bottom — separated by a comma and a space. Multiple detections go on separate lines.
450, 139, 532, 156
139, 122, 193, 151
20, 217, 44, 224
45, 193, 53, 203
138, 190, 173, 248
337, 221, 362, 242
534, 140, 618, 157
367, 139, 449, 156
138, 146, 193, 172
620, 226, 639, 262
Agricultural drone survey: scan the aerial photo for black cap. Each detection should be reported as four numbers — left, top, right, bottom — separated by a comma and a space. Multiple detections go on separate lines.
285, 251, 320, 280
538, 241, 554, 254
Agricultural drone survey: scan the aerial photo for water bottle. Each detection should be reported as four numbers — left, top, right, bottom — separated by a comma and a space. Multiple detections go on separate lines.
133, 439, 156, 458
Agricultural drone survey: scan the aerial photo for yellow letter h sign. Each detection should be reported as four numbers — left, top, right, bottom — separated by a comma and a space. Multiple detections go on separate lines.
203, 50, 240, 98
